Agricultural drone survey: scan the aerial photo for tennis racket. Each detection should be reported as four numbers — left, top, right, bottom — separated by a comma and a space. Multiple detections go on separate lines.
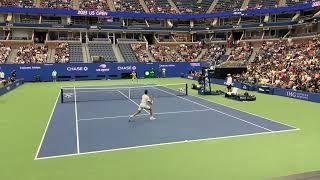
149, 94, 154, 105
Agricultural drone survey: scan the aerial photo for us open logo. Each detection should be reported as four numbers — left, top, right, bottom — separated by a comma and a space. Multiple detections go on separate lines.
96, 64, 110, 72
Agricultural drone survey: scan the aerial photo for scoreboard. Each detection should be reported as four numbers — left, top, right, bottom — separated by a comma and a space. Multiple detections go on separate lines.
144, 70, 156, 78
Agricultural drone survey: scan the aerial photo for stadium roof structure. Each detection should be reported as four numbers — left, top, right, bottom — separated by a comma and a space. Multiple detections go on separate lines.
0, 1, 319, 19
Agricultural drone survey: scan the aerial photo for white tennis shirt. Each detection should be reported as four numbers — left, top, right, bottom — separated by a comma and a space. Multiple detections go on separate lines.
141, 94, 151, 105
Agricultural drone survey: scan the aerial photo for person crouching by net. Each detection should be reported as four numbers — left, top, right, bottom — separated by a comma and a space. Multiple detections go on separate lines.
129, 90, 156, 121
226, 74, 233, 92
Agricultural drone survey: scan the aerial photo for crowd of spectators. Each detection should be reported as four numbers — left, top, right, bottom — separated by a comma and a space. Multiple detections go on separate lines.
176, 44, 203, 62
55, 42, 69, 63
0, 43, 11, 64
113, 0, 143, 12
145, 0, 177, 13
149, 45, 183, 62
40, 0, 71, 9
201, 44, 226, 64
14, 45, 48, 64
79, 0, 109, 11
214, 0, 243, 12
149, 43, 227, 62
131, 44, 149, 63
0, 0, 316, 12
229, 42, 253, 62
0, 0, 34, 8
236, 38, 320, 93
247, 0, 279, 9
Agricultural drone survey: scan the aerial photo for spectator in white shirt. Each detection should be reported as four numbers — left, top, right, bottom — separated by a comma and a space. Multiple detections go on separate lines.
52, 70, 57, 82
226, 74, 233, 92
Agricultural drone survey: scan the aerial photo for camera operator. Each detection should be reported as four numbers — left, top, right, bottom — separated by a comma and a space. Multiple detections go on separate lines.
10, 70, 16, 82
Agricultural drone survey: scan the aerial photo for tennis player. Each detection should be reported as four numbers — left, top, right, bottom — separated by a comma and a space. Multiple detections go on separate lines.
129, 90, 156, 121
131, 71, 137, 82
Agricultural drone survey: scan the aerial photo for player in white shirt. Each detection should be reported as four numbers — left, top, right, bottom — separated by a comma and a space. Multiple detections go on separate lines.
129, 90, 156, 121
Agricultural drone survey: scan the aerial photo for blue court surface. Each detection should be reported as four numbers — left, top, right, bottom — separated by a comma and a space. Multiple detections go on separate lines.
35, 84, 299, 160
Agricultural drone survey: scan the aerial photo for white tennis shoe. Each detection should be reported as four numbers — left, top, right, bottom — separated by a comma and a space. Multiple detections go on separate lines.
150, 116, 156, 121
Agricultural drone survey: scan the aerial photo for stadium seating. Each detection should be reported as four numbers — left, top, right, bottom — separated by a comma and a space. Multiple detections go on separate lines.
88, 42, 117, 62
176, 44, 203, 62
113, 0, 144, 12
0, 0, 34, 8
236, 38, 320, 93
0, 0, 317, 13
149, 43, 216, 62
145, 0, 177, 13
172, 0, 213, 13
68, 42, 84, 63
40, 0, 71, 9
201, 44, 227, 64
0, 43, 11, 64
149, 45, 183, 62
118, 44, 139, 63
79, 0, 110, 11
286, 0, 313, 6
55, 42, 70, 63
130, 44, 150, 62
248, 0, 278, 9
213, 0, 244, 12
14, 45, 48, 64
229, 42, 254, 62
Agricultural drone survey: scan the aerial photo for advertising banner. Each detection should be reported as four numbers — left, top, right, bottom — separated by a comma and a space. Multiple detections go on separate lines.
0, 62, 203, 82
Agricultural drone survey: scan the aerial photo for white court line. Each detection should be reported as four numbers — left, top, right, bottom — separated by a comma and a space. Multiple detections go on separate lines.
188, 91, 300, 130
34, 128, 299, 160
117, 90, 150, 114
34, 91, 61, 160
78, 109, 212, 122
35, 84, 300, 160
74, 87, 80, 154
153, 86, 274, 132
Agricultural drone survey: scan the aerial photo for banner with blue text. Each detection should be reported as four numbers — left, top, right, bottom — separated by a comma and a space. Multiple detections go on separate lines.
0, 62, 203, 82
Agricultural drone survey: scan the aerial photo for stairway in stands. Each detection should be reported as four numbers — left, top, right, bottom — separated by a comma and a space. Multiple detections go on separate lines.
118, 44, 139, 63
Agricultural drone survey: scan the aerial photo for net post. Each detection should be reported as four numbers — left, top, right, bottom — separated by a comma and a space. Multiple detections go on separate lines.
60, 88, 63, 103
128, 87, 131, 99
185, 83, 188, 96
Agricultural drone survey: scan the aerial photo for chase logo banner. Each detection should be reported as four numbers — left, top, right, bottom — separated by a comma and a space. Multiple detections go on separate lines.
117, 66, 137, 71
67, 66, 88, 72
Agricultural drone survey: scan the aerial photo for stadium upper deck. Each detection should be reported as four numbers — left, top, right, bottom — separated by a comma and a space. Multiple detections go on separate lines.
0, 0, 317, 14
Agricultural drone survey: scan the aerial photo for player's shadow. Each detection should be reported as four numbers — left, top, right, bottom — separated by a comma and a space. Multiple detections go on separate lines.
128, 116, 154, 128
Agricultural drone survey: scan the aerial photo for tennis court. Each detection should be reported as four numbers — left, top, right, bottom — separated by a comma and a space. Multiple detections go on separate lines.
35, 83, 299, 160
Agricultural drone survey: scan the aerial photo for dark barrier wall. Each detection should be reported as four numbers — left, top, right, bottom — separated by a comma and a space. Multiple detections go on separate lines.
186, 76, 320, 103
273, 87, 320, 103
0, 79, 24, 96
0, 2, 318, 19
214, 67, 247, 79
0, 62, 203, 82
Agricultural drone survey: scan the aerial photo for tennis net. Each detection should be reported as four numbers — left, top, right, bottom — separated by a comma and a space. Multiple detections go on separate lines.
60, 83, 188, 103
